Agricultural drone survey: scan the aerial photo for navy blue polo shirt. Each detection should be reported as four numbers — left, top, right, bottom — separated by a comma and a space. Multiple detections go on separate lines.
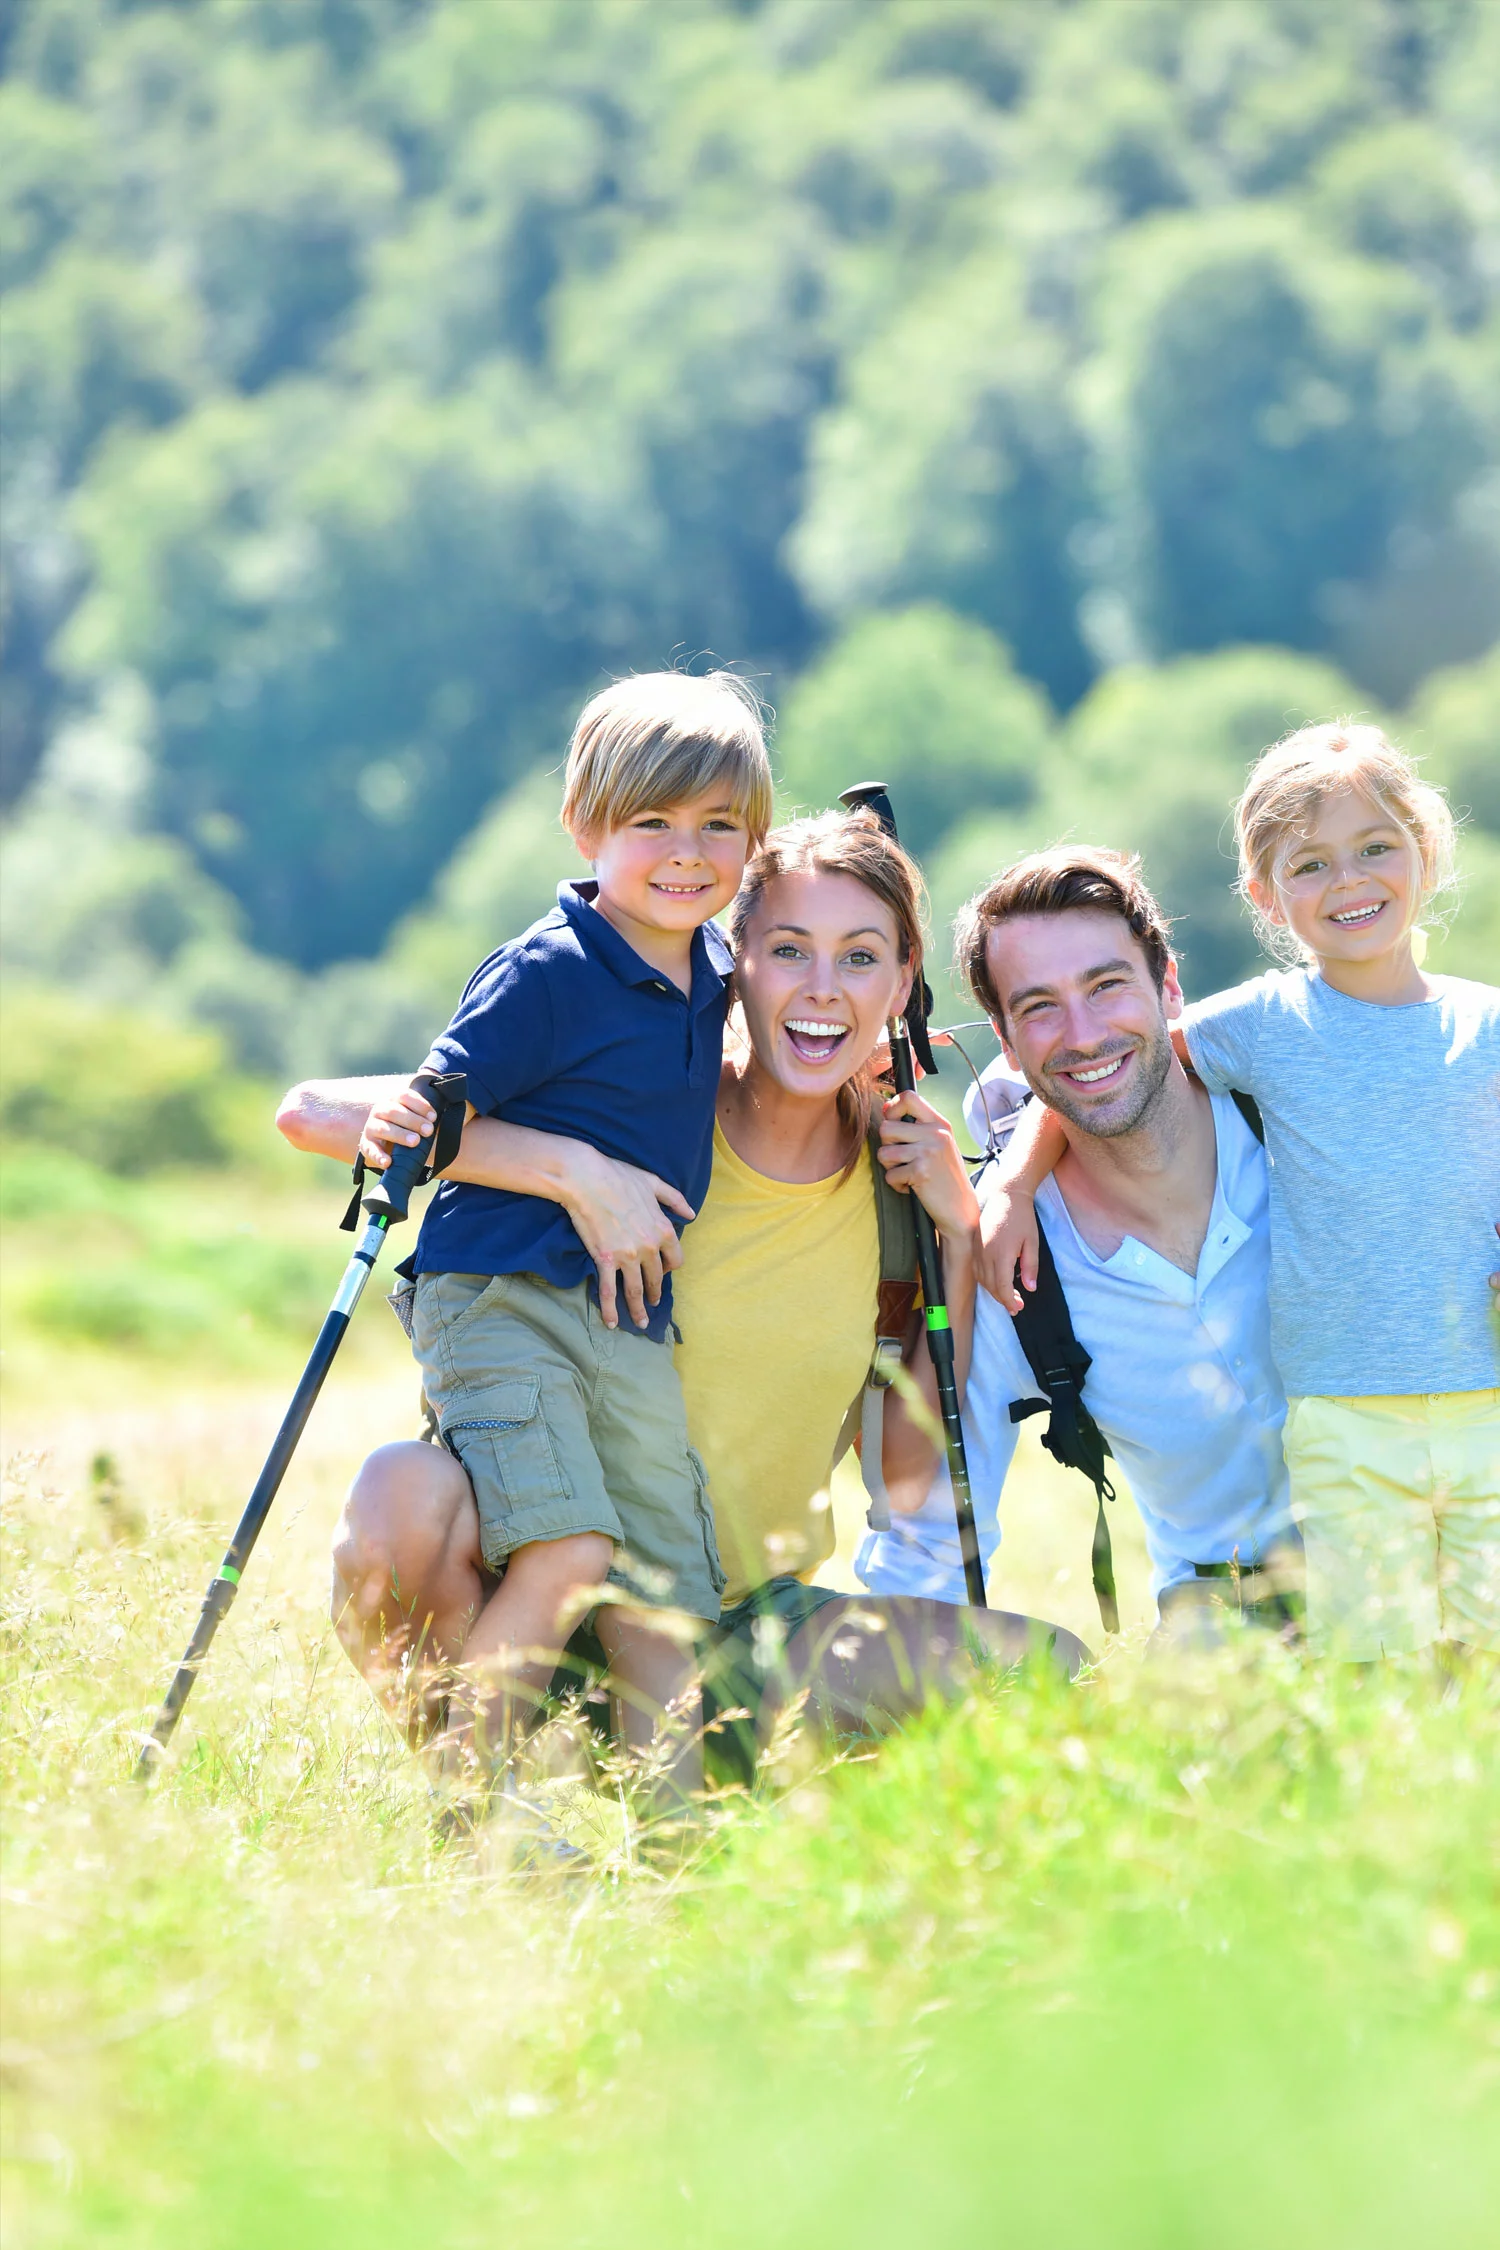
411, 881, 734, 1340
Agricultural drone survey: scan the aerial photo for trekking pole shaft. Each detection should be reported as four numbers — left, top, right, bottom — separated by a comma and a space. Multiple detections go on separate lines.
887, 1019, 987, 1609
134, 1214, 391, 1775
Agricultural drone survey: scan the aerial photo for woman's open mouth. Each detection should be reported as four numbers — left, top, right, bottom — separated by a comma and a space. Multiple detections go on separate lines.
1327, 899, 1386, 928
783, 1017, 851, 1065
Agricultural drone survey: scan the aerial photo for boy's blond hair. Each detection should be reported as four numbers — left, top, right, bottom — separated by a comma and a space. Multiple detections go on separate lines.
561, 671, 773, 848
1235, 720, 1458, 963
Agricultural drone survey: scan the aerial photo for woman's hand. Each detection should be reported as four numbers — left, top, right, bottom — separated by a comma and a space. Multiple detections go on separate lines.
359, 1085, 438, 1172
551, 1144, 696, 1332
877, 1091, 979, 1246
977, 1186, 1041, 1316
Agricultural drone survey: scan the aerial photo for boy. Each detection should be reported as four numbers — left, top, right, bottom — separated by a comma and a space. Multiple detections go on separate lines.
364, 671, 772, 1793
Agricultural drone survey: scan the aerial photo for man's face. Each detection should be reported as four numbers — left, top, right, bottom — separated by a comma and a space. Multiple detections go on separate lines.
985, 909, 1182, 1139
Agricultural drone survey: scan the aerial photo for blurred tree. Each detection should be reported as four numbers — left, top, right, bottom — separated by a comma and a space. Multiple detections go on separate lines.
2, 0, 1496, 1034
84, 15, 400, 390
552, 216, 827, 671
62, 372, 655, 964
1407, 641, 1500, 833
0, 982, 237, 1172
790, 254, 1093, 708
1309, 120, 1495, 331
1425, 826, 1500, 983
382, 765, 582, 1020
1093, 207, 1492, 674
773, 604, 1051, 856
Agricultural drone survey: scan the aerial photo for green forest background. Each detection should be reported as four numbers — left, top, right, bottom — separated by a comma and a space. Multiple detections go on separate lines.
3, 0, 1499, 1174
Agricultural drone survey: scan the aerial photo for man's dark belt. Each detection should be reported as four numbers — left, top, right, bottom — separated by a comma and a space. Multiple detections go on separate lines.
1192, 1558, 1303, 1625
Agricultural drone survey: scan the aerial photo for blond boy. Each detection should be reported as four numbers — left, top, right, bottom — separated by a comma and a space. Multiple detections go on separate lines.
365, 673, 771, 1786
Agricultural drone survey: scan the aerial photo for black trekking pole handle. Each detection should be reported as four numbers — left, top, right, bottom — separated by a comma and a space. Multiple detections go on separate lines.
134, 1119, 436, 1779
886, 1014, 988, 1610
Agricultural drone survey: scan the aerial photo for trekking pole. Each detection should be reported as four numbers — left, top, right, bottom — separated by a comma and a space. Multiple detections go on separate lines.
839, 783, 988, 1609
134, 1083, 458, 1779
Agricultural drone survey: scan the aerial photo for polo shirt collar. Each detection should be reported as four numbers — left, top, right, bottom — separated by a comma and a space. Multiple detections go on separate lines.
556, 880, 734, 1002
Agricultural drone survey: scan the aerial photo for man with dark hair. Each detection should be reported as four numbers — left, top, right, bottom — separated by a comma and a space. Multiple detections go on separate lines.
867, 848, 1300, 1635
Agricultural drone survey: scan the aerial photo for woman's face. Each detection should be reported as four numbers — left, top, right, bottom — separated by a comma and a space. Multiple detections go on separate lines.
734, 868, 913, 1098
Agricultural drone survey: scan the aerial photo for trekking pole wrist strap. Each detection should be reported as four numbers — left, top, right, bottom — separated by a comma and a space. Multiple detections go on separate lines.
340, 1070, 468, 1231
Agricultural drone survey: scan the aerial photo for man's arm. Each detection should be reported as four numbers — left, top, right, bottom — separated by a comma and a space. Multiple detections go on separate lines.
974, 1099, 1065, 1313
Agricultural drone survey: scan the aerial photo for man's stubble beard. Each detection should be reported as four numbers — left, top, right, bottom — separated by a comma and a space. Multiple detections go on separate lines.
1033, 1015, 1175, 1141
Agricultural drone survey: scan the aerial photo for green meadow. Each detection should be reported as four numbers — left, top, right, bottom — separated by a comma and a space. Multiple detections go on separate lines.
2, 1156, 1496, 2248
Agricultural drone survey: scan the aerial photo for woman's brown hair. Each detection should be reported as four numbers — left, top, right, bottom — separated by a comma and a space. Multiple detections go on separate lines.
729, 808, 927, 1174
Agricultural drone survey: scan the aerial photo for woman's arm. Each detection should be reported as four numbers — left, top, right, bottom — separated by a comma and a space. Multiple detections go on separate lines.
275, 1074, 407, 1161
873, 1090, 983, 1515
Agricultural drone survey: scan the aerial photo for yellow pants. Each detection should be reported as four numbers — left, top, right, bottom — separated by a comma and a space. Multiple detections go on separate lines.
1283, 1390, 1500, 1658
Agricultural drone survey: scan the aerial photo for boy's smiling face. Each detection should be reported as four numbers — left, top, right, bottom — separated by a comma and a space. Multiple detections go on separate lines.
584, 789, 750, 952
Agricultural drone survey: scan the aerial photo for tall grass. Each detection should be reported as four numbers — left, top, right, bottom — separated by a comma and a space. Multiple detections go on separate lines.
2, 1179, 1496, 2248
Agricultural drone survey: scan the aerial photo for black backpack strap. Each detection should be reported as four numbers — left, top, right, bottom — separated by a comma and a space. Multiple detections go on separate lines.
1007, 1219, 1120, 1634
340, 1070, 469, 1231
1230, 1088, 1265, 1144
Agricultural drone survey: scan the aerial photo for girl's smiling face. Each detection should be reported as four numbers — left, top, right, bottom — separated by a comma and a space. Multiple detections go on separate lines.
734, 868, 913, 1098
1256, 785, 1420, 967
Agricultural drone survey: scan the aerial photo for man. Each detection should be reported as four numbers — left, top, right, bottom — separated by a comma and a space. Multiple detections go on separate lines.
867, 847, 1299, 1635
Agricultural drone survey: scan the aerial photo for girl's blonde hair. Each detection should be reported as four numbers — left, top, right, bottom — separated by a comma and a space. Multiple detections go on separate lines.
1235, 720, 1457, 963
561, 670, 773, 847
730, 808, 927, 1173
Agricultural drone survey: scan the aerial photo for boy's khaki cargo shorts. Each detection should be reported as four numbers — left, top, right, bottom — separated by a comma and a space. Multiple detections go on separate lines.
412, 1270, 725, 1623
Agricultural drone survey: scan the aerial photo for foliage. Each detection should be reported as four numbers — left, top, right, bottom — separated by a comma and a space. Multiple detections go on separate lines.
773, 604, 1051, 854
0, 983, 246, 1173
2, 0, 1496, 977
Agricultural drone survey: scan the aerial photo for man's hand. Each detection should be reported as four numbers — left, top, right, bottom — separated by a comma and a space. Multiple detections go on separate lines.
877, 1091, 979, 1244
359, 1086, 439, 1172
553, 1146, 695, 1332
978, 1186, 1042, 1315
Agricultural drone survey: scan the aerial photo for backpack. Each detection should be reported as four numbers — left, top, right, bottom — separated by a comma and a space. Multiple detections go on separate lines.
1003, 1087, 1266, 1634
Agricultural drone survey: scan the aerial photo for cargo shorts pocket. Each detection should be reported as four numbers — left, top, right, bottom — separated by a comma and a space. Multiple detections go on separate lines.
689, 1445, 727, 1600
440, 1377, 571, 1569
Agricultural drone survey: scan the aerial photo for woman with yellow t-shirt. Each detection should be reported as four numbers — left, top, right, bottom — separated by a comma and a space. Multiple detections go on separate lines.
286, 812, 1083, 1770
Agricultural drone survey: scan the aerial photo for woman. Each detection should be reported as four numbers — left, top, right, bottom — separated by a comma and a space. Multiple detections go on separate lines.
278, 811, 1084, 1780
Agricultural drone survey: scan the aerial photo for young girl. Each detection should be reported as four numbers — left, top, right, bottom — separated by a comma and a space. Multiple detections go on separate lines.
981, 723, 1499, 1658
1179, 723, 1499, 1659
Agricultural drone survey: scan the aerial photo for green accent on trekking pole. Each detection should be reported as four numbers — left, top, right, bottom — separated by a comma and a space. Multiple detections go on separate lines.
925, 1305, 951, 1332
217, 1565, 240, 1585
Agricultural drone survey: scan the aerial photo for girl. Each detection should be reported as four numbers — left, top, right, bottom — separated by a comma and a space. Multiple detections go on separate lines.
1182, 723, 1499, 1659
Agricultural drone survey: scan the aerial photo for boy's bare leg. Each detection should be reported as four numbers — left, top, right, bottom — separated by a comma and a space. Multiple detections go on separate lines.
447, 1530, 613, 1771
594, 1607, 704, 1806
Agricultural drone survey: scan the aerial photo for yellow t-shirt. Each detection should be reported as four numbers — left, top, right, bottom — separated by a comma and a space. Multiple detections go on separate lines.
672, 1123, 880, 1607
